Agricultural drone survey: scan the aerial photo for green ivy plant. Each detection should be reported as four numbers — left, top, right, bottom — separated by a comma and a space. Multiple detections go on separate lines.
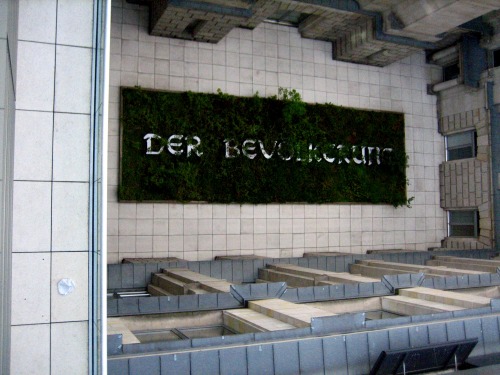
119, 87, 411, 207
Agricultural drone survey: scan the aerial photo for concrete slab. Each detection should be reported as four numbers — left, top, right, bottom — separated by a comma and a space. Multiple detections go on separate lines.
399, 287, 491, 309
147, 284, 171, 296
357, 260, 488, 277
108, 318, 140, 344
258, 268, 320, 287
303, 252, 352, 257
382, 295, 464, 316
150, 268, 233, 295
268, 263, 378, 283
152, 273, 186, 295
164, 268, 226, 284
249, 299, 334, 328
122, 257, 183, 264
427, 259, 498, 273
223, 309, 296, 333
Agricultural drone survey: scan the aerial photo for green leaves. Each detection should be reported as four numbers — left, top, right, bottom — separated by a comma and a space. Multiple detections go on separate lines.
119, 87, 410, 206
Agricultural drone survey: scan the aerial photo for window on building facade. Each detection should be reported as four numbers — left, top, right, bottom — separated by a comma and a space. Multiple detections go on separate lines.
494, 49, 500, 68
448, 210, 479, 237
267, 10, 310, 26
442, 62, 460, 81
446, 130, 477, 161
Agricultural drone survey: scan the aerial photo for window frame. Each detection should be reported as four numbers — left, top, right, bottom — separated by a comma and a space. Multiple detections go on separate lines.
445, 130, 477, 162
447, 210, 479, 238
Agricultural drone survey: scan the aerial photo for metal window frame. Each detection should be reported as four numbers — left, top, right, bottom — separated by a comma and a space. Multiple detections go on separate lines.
447, 210, 479, 238
445, 130, 477, 162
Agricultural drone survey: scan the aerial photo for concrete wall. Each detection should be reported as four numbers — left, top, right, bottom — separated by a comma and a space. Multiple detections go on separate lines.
437, 67, 500, 249
108, 0, 447, 263
0, 0, 16, 372
8, 1, 97, 373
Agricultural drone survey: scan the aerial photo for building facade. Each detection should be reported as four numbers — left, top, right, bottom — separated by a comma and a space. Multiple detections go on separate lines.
1, 0, 500, 373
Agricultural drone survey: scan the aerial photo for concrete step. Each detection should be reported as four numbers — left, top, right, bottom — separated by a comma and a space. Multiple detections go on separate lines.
398, 287, 491, 309
258, 268, 321, 287
267, 263, 378, 283
223, 309, 296, 333
357, 259, 487, 276
108, 318, 141, 344
163, 268, 225, 284
147, 284, 171, 296
303, 252, 352, 257
185, 283, 209, 294
433, 256, 500, 267
152, 273, 186, 295
198, 281, 232, 293
427, 259, 498, 273
152, 268, 233, 295
381, 295, 464, 316
248, 298, 334, 328
349, 263, 413, 279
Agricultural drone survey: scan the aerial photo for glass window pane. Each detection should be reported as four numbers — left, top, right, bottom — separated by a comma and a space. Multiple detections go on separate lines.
443, 63, 460, 81
446, 131, 476, 161
450, 224, 475, 237
447, 131, 472, 148
449, 210, 477, 237
449, 211, 475, 225
447, 147, 473, 161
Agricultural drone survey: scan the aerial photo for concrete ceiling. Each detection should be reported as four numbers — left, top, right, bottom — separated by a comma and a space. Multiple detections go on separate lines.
130, 0, 500, 66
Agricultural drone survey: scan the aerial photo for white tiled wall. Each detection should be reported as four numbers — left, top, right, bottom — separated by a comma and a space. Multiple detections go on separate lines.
10, 0, 94, 373
108, 0, 446, 263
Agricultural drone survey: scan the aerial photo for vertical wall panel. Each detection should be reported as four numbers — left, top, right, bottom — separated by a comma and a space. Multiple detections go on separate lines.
408, 325, 430, 348
191, 350, 220, 375
367, 330, 390, 368
247, 344, 274, 375
323, 336, 348, 373
446, 321, 466, 342
160, 353, 191, 375
299, 339, 325, 375
388, 328, 410, 350
482, 316, 500, 355
129, 356, 160, 375
108, 359, 129, 375
220, 347, 247, 375
464, 319, 484, 357
345, 333, 370, 375
274, 341, 300, 375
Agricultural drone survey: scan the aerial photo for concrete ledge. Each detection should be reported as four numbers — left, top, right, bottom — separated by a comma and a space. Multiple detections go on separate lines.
399, 287, 491, 309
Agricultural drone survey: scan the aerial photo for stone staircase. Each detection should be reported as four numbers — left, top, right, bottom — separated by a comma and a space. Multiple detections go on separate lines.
224, 298, 335, 333
148, 268, 234, 296
258, 263, 378, 287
